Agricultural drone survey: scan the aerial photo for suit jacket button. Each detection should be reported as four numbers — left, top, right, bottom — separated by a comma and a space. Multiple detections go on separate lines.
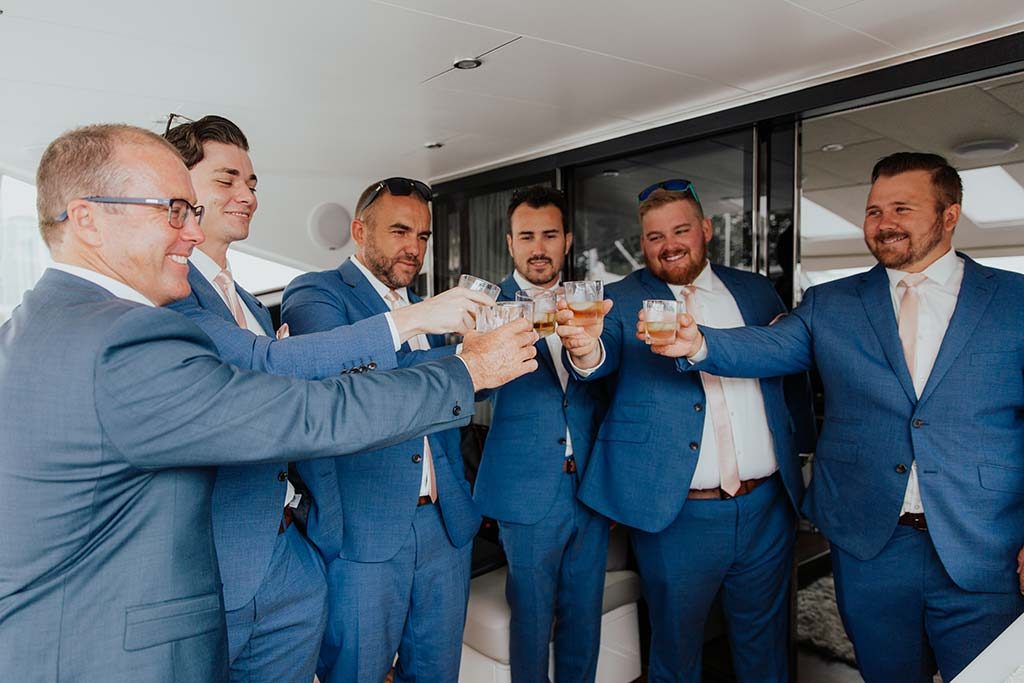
368, 362, 377, 370
895, 464, 907, 474
912, 419, 924, 428
693, 403, 703, 412
689, 442, 699, 451
453, 404, 462, 416
562, 398, 569, 409
277, 471, 288, 482
558, 437, 567, 445
411, 454, 422, 464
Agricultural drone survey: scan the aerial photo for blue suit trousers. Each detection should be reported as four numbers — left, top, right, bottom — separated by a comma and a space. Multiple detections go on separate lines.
631, 476, 794, 683
498, 472, 610, 683
318, 503, 473, 683
831, 526, 1024, 682
224, 524, 328, 683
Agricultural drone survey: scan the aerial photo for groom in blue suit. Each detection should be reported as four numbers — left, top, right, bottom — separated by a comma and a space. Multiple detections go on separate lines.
665, 153, 1024, 681
560, 181, 815, 682
475, 186, 610, 682
163, 118, 490, 682
282, 178, 483, 683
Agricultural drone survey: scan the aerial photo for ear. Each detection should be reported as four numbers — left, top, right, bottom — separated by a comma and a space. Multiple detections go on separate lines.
65, 199, 104, 248
351, 218, 365, 246
702, 217, 714, 244
943, 203, 960, 233
505, 232, 514, 258
564, 231, 573, 255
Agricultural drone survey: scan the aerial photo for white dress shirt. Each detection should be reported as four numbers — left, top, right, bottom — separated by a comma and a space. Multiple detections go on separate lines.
191, 249, 300, 510
670, 263, 778, 488
49, 262, 154, 307
513, 271, 573, 457
350, 255, 434, 497
886, 247, 964, 515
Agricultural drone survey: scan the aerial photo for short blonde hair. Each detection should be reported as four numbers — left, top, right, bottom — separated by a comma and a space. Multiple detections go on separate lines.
36, 124, 180, 246
638, 188, 704, 225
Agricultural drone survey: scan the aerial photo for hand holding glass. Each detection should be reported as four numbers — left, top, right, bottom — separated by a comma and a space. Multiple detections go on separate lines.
643, 299, 678, 344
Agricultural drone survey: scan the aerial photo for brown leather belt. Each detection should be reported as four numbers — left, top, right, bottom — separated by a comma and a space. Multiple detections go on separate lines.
417, 495, 434, 506
278, 506, 295, 534
562, 457, 577, 474
687, 475, 773, 500
898, 512, 927, 531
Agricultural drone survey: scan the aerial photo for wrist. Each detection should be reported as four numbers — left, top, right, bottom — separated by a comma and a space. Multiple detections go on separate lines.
390, 306, 424, 343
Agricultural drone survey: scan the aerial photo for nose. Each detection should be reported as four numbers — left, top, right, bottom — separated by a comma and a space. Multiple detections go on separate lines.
180, 212, 205, 246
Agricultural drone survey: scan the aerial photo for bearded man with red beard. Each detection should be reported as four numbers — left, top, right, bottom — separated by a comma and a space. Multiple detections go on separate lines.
557, 181, 816, 682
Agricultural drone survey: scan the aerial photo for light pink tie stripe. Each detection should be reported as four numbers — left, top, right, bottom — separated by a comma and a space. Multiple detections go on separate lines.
386, 289, 438, 502
214, 269, 247, 328
897, 273, 928, 385
683, 286, 742, 497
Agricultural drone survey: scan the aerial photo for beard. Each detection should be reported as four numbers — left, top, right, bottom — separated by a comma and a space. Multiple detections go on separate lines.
364, 242, 422, 289
648, 246, 706, 285
518, 255, 560, 287
867, 214, 945, 270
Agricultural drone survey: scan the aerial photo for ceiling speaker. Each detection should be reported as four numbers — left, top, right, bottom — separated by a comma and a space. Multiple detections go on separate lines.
307, 202, 352, 251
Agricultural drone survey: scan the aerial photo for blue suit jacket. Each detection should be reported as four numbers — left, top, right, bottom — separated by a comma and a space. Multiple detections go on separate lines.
0, 269, 476, 682
570, 265, 815, 534
689, 255, 1024, 593
282, 259, 481, 561
167, 262, 398, 611
474, 274, 609, 524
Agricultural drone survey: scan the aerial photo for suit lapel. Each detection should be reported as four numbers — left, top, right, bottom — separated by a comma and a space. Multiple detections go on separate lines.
919, 255, 996, 404
236, 287, 273, 336
712, 264, 760, 325
340, 259, 392, 317
187, 263, 236, 324
637, 268, 675, 301
857, 264, 918, 404
500, 273, 558, 382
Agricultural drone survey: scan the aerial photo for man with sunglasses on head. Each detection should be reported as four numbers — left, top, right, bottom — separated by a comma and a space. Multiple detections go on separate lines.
0, 124, 539, 683
281, 177, 484, 683
556, 180, 815, 682
161, 117, 494, 683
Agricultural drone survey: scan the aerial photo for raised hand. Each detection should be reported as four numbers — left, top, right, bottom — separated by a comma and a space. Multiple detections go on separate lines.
635, 309, 704, 358
555, 298, 613, 369
459, 318, 539, 391
392, 286, 495, 339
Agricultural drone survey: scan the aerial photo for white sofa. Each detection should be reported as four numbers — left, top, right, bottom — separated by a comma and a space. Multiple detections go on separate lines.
459, 526, 643, 683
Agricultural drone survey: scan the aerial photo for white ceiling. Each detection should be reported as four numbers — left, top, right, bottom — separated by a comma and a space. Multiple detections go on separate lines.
1, 1, 1023, 270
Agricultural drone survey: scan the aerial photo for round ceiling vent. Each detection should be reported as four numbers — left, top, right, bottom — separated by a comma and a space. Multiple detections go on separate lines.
951, 138, 1018, 158
308, 202, 352, 251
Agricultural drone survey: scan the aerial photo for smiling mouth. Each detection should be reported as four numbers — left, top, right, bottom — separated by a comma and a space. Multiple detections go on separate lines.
878, 233, 908, 246
226, 211, 251, 220
661, 252, 687, 263
168, 254, 189, 265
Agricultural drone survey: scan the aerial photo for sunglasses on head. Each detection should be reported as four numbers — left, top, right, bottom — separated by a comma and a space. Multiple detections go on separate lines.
358, 177, 432, 216
638, 179, 701, 206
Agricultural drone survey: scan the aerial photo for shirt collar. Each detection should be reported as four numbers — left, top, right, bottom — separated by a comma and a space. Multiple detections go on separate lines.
49, 262, 154, 307
665, 260, 712, 299
190, 247, 230, 287
512, 270, 560, 293
351, 255, 408, 304
885, 247, 960, 290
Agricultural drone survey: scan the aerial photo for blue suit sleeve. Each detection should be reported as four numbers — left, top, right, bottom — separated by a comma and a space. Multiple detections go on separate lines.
282, 275, 363, 336
398, 344, 457, 368
563, 300, 623, 382
679, 286, 817, 378
169, 292, 396, 379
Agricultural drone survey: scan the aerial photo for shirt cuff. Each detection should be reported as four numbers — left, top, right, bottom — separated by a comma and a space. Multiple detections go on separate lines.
568, 339, 605, 377
688, 338, 708, 364
383, 312, 402, 352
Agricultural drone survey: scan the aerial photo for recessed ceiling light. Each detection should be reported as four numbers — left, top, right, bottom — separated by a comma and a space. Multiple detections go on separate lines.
424, 142, 444, 150
952, 138, 1018, 159
453, 57, 482, 70
601, 169, 620, 177
820, 143, 845, 153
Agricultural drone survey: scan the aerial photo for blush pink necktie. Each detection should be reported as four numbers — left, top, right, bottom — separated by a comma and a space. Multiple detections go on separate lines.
897, 273, 928, 392
213, 269, 248, 328
385, 289, 438, 502
683, 285, 741, 497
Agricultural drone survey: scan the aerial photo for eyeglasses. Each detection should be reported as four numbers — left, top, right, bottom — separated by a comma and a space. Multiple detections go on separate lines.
638, 179, 701, 206
164, 112, 195, 136
57, 197, 205, 228
357, 177, 432, 217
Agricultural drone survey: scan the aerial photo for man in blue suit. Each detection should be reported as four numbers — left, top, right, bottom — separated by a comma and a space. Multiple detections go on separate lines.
282, 178, 485, 683
163, 117, 491, 682
474, 186, 610, 682
0, 124, 538, 682
662, 153, 1024, 682
559, 181, 815, 682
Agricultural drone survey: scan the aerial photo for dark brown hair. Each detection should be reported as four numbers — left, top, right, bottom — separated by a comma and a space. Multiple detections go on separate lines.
164, 115, 249, 170
871, 152, 963, 209
506, 185, 568, 233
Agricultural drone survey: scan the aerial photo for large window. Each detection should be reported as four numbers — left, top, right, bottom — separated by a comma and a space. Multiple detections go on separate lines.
1, 174, 49, 324
572, 130, 754, 283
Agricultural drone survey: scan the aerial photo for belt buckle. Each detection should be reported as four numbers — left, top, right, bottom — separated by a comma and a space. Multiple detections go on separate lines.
563, 457, 577, 474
